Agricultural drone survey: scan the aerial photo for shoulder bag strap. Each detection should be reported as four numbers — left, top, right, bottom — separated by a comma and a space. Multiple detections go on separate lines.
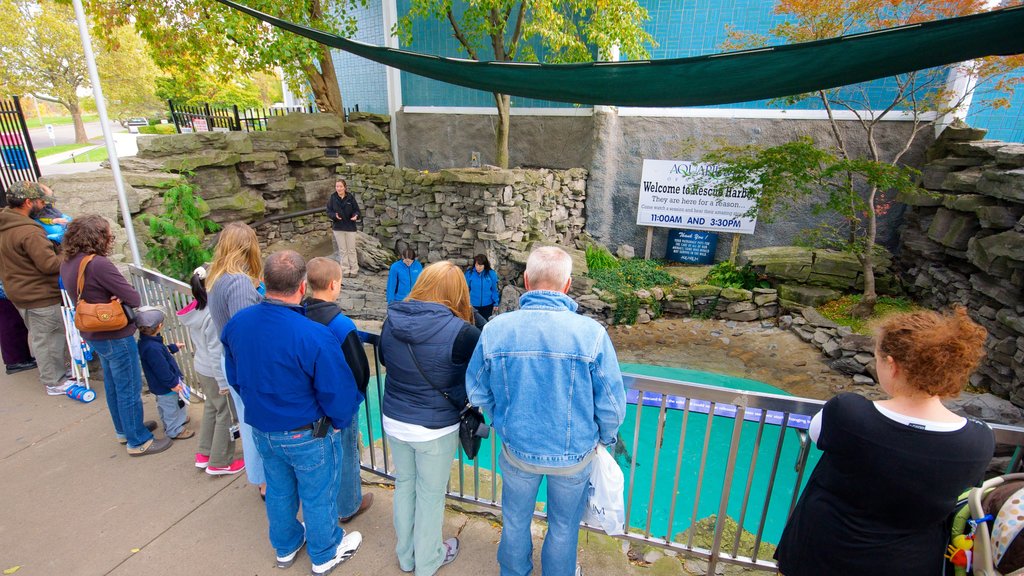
404, 342, 464, 412
76, 254, 95, 301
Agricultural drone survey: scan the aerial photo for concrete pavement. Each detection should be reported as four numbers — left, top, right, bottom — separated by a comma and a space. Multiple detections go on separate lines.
0, 366, 653, 576
0, 368, 504, 576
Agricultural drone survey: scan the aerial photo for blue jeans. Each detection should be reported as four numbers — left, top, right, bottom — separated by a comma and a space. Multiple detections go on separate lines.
253, 427, 345, 566
155, 391, 187, 438
498, 450, 593, 576
88, 335, 153, 449
337, 413, 362, 518
227, 369, 265, 485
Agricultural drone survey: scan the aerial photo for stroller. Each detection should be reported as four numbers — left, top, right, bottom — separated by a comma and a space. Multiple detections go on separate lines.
947, 473, 1024, 576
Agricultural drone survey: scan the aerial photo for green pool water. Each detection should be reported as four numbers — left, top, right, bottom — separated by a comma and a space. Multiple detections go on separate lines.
358, 362, 821, 546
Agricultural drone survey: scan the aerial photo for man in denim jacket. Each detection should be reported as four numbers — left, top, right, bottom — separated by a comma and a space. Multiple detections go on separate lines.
466, 246, 625, 576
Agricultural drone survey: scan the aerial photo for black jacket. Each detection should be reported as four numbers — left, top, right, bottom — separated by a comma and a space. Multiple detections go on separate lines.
326, 193, 360, 232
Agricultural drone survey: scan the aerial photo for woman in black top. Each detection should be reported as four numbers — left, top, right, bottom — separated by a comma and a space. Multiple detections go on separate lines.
775, 307, 994, 576
326, 178, 361, 277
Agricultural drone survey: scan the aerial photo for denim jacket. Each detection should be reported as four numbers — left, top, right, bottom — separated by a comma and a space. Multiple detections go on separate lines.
466, 290, 626, 468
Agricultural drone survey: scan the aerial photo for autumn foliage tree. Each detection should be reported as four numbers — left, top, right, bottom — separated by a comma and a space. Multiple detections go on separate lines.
714, 0, 1024, 317
86, 0, 363, 118
396, 0, 655, 169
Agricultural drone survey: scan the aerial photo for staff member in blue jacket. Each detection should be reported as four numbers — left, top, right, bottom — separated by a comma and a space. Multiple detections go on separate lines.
222, 250, 363, 575
386, 248, 423, 303
464, 254, 500, 320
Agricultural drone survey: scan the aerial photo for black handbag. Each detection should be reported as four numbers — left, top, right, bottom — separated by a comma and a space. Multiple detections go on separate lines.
405, 343, 490, 459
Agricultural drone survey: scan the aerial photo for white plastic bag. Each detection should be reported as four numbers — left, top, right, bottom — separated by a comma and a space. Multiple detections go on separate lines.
582, 445, 625, 535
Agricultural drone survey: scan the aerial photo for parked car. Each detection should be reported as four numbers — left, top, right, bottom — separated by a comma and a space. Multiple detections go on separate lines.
126, 118, 148, 134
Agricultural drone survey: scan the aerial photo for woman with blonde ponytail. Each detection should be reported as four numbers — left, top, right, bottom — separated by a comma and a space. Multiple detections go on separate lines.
775, 306, 995, 576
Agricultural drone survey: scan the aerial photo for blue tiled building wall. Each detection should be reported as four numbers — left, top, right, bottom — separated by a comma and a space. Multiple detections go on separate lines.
968, 73, 1024, 143
331, 2, 389, 114
347, 0, 1020, 139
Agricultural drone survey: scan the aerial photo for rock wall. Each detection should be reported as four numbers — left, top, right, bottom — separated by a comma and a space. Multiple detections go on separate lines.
337, 163, 589, 281
897, 124, 1024, 403
740, 246, 897, 306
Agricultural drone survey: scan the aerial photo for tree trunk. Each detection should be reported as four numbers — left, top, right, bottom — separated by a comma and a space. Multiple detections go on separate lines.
68, 100, 88, 144
851, 186, 879, 319
303, 46, 345, 120
493, 92, 510, 169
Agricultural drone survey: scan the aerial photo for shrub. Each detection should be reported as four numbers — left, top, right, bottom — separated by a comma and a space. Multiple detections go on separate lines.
138, 124, 176, 135
589, 259, 676, 324
142, 175, 220, 279
706, 261, 767, 290
585, 244, 619, 271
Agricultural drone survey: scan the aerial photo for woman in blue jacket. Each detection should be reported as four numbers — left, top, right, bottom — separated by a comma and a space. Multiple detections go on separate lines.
386, 248, 423, 303
464, 254, 499, 320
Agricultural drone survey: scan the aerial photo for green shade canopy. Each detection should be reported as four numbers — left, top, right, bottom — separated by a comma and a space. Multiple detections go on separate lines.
216, 0, 1024, 107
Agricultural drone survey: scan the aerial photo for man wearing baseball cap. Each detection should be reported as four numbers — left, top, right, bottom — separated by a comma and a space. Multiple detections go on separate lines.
0, 182, 71, 395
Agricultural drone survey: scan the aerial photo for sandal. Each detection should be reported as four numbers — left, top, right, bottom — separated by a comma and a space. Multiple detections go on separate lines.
171, 427, 195, 440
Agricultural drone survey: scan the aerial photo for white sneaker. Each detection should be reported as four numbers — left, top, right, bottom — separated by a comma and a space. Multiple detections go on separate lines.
46, 379, 75, 396
276, 537, 305, 569
311, 531, 361, 575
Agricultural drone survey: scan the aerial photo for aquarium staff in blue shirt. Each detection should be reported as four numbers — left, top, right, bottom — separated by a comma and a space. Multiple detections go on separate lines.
386, 248, 422, 303
464, 254, 500, 320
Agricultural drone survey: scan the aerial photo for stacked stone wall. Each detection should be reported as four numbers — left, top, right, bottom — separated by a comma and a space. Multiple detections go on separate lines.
897, 125, 1024, 403
337, 163, 589, 282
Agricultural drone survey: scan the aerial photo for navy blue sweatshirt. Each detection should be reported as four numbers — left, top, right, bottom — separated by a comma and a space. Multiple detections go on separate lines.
138, 333, 182, 396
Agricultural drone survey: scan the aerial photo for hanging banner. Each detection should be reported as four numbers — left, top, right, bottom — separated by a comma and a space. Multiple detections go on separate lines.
636, 160, 758, 234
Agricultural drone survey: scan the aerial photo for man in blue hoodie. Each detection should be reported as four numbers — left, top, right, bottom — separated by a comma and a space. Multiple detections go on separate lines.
222, 250, 363, 575
386, 248, 423, 303
467, 246, 625, 576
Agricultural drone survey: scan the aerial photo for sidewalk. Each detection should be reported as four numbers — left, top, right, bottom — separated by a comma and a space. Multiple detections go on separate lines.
0, 369, 502, 576
0, 368, 656, 576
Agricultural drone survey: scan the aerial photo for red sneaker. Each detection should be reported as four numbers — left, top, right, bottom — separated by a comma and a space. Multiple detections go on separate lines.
194, 453, 210, 469
206, 458, 245, 476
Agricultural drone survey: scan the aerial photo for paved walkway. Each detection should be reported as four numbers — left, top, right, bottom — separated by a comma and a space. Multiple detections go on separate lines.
0, 367, 657, 576
0, 368, 505, 576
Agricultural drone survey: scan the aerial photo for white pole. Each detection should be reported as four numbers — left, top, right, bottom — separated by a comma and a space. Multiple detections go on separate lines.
382, 0, 402, 168
69, 0, 142, 266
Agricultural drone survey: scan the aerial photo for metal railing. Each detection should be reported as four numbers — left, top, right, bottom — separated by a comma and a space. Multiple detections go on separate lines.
0, 96, 41, 196
125, 263, 1024, 574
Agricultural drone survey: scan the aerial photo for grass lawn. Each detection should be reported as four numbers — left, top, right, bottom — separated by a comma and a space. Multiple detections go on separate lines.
24, 114, 100, 129
35, 143, 90, 158
817, 294, 919, 334
60, 146, 108, 164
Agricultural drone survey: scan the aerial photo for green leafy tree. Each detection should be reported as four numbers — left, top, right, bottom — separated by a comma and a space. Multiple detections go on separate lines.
143, 176, 221, 280
396, 0, 655, 168
701, 137, 919, 314
0, 0, 90, 143
97, 26, 163, 126
0, 0, 162, 143
87, 0, 364, 118
155, 71, 264, 110
717, 0, 1024, 317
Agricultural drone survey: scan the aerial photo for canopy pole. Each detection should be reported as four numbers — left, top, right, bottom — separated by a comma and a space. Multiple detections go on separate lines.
70, 0, 142, 267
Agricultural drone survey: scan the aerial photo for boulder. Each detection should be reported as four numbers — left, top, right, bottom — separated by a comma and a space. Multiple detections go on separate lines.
977, 169, 1024, 203
204, 188, 266, 222
189, 167, 241, 200
616, 244, 635, 259
249, 131, 300, 152
136, 131, 252, 157
994, 144, 1024, 168
927, 207, 981, 250
977, 205, 1024, 229
946, 393, 1024, 426
267, 113, 346, 138
941, 167, 985, 192
720, 287, 753, 302
896, 187, 948, 207
344, 121, 391, 150
354, 232, 396, 272
778, 284, 840, 307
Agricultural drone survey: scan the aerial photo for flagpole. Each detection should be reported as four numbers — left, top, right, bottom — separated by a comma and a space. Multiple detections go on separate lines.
69, 0, 142, 267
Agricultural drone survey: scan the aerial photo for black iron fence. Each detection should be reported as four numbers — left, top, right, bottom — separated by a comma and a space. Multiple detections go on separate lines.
0, 96, 40, 197
167, 101, 360, 134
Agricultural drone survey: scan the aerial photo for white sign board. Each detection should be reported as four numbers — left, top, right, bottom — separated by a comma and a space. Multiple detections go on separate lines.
636, 160, 758, 235
45, 124, 55, 139
191, 118, 209, 132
